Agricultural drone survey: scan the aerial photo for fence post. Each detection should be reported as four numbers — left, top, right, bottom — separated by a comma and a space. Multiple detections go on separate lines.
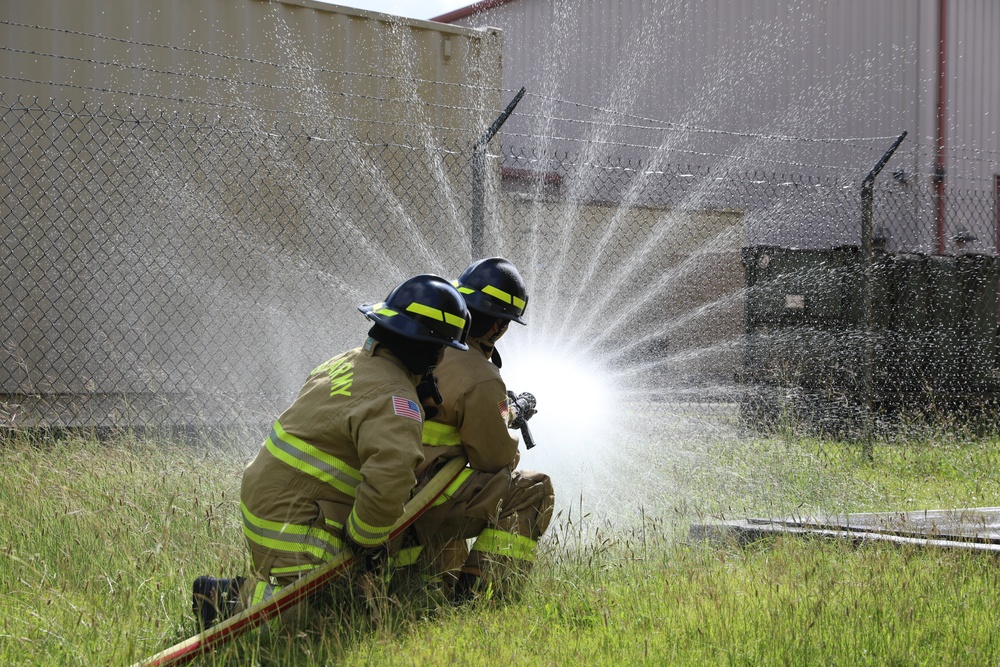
471, 87, 525, 259
859, 131, 907, 457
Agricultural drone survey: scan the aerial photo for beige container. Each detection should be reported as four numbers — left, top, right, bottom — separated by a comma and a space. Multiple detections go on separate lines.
0, 1, 505, 428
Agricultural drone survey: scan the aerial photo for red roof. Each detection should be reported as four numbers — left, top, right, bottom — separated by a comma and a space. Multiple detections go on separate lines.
431, 0, 522, 24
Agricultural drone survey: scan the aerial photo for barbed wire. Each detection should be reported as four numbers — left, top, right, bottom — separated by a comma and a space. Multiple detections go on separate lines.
1, 90, 994, 187
515, 90, 904, 146
0, 44, 491, 123
0, 39, 928, 157
0, 20, 1000, 180
0, 93, 479, 158
0, 20, 490, 92
511, 90, 1000, 167
500, 130, 964, 181
0, 74, 483, 137
0, 34, 882, 151
3, 19, 998, 169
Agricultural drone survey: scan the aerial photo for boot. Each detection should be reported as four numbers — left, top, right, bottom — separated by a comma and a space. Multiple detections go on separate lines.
451, 570, 482, 605
192, 576, 246, 628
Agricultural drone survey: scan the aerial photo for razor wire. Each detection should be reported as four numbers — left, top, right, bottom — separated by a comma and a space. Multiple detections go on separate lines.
1, 94, 998, 434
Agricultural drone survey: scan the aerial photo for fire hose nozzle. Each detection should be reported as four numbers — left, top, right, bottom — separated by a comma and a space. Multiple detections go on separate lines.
507, 390, 538, 449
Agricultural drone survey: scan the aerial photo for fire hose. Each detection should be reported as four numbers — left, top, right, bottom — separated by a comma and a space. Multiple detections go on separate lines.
132, 456, 469, 667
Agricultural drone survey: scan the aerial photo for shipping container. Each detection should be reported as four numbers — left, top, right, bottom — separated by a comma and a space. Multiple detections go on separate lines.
1, 0, 502, 138
1, 0, 505, 429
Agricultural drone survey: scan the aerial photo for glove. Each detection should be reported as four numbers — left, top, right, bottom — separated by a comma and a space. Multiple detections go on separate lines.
342, 525, 388, 574
507, 391, 536, 429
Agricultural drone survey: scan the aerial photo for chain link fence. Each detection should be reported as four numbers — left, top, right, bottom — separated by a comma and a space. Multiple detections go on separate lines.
2, 93, 998, 434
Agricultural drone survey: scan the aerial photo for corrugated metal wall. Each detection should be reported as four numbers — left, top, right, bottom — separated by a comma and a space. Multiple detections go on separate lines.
445, 0, 999, 250
948, 0, 1000, 224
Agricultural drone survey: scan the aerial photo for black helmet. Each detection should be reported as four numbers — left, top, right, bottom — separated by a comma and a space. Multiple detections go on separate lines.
359, 274, 470, 350
453, 257, 528, 325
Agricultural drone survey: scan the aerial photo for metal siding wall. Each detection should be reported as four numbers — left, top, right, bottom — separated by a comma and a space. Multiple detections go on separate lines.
449, 0, 996, 255
942, 0, 1000, 251
449, 0, 997, 176
949, 0, 1000, 188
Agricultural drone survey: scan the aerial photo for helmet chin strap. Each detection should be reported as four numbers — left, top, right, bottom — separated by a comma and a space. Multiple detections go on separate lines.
487, 319, 508, 344
416, 371, 443, 419
401, 348, 441, 375
476, 320, 509, 368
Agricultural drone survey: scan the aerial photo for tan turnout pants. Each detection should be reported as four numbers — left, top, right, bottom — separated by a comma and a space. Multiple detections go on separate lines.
408, 463, 554, 597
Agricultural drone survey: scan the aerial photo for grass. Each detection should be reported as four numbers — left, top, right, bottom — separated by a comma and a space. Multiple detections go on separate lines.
2, 425, 1000, 665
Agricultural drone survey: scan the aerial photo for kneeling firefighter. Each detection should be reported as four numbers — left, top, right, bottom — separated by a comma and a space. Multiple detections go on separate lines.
405, 257, 555, 602
192, 274, 470, 627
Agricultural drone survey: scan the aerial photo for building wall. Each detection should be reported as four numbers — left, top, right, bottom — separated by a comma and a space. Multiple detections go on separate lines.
442, 0, 1000, 253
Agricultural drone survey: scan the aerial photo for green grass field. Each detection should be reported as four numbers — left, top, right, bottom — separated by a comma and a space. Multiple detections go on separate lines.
2, 425, 999, 666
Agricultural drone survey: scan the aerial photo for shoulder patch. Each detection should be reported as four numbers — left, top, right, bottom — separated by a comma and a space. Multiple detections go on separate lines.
498, 397, 510, 418
392, 395, 422, 422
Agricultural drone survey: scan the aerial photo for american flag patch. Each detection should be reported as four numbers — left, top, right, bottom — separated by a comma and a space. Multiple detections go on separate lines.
392, 396, 422, 421
498, 398, 509, 417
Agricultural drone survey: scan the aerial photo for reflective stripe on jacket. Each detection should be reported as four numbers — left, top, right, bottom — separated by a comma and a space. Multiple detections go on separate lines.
241, 338, 425, 557
419, 336, 519, 476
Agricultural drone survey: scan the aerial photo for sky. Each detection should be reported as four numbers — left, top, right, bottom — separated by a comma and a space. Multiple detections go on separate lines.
326, 0, 475, 21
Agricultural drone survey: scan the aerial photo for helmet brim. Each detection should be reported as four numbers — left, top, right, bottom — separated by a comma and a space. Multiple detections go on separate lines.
358, 304, 469, 350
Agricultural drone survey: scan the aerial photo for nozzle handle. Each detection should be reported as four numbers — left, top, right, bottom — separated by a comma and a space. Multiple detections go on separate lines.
520, 422, 536, 450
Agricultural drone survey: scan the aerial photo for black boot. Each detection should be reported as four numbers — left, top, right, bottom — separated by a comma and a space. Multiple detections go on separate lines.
451, 571, 482, 605
192, 576, 245, 628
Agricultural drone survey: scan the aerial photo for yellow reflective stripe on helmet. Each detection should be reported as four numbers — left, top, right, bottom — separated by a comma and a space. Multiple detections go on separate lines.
432, 466, 473, 507
406, 302, 465, 328
470, 528, 537, 562
241, 501, 345, 560
375, 307, 399, 316
347, 506, 392, 547
481, 285, 526, 310
422, 420, 462, 446
264, 420, 362, 497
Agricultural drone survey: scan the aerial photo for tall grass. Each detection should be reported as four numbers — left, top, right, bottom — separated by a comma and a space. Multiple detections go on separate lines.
2, 427, 999, 665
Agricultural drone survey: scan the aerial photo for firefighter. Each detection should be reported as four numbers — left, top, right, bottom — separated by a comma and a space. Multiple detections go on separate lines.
192, 274, 470, 627
407, 257, 555, 603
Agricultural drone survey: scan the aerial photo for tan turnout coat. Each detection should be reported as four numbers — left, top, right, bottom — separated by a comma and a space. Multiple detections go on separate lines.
240, 337, 425, 583
413, 335, 554, 584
